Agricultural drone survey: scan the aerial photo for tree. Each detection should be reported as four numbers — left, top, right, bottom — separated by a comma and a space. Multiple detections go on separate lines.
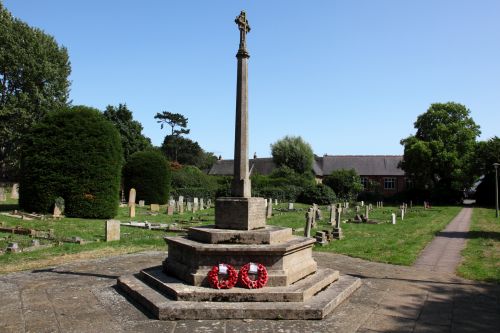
324, 169, 363, 201
472, 137, 500, 206
0, 3, 71, 180
161, 135, 216, 169
123, 150, 171, 205
154, 111, 190, 136
400, 102, 480, 202
19, 106, 122, 218
103, 104, 152, 162
271, 136, 314, 174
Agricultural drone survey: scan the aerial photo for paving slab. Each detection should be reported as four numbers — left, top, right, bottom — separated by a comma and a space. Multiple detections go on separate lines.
0, 207, 499, 333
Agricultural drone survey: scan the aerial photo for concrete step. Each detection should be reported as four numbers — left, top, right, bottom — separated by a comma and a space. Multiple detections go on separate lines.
117, 273, 361, 320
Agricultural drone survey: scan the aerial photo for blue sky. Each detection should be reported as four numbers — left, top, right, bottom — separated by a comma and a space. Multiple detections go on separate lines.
4, 0, 500, 158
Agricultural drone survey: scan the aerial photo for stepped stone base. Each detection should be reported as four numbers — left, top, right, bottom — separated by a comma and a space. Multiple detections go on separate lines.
117, 270, 361, 320
163, 235, 317, 287
188, 225, 292, 244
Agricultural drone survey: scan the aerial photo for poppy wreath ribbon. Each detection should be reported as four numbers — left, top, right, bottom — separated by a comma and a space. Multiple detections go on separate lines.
207, 263, 238, 289
238, 263, 268, 289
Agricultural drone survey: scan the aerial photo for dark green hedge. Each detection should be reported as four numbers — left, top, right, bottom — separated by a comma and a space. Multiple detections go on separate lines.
298, 184, 337, 205
19, 106, 123, 218
123, 150, 171, 205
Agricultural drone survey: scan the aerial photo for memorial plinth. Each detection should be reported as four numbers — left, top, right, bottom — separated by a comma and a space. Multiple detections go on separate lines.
117, 11, 360, 320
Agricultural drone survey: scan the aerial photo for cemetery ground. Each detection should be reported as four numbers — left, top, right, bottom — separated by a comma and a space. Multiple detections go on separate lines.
1, 199, 498, 284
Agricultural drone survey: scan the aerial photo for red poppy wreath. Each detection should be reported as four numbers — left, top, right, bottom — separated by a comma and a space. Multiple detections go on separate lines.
238, 262, 268, 289
207, 263, 238, 289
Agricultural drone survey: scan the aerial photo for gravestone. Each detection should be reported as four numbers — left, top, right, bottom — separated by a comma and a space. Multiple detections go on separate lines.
288, 202, 294, 210
128, 188, 136, 207
6, 242, 20, 253
129, 205, 135, 218
410, 200, 413, 209
304, 210, 313, 237
333, 208, 343, 239
150, 204, 160, 212
315, 231, 328, 246
186, 202, 192, 212
178, 202, 184, 214
0, 188, 6, 202
266, 198, 273, 218
121, 189, 126, 203
361, 200, 364, 207
274, 199, 278, 205
200, 198, 204, 210
392, 213, 396, 225
400, 208, 405, 220
315, 207, 323, 221
167, 205, 174, 216
365, 206, 369, 220
355, 205, 360, 213
30, 239, 40, 247
169, 199, 176, 208
53, 198, 64, 217
193, 198, 199, 212
105, 219, 121, 241
139, 200, 145, 207
310, 206, 317, 228
206, 198, 212, 207
329, 205, 335, 225
11, 183, 19, 199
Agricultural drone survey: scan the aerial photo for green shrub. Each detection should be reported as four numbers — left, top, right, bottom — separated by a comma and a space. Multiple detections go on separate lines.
123, 151, 171, 204
19, 106, 123, 218
298, 184, 336, 205
252, 185, 303, 202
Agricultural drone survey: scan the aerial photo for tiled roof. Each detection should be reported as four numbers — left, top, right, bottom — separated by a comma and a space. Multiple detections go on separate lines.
321, 155, 404, 176
208, 155, 404, 177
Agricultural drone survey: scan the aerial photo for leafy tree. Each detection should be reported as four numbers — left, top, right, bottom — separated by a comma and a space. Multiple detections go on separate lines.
103, 104, 152, 161
271, 136, 314, 174
472, 137, 500, 206
19, 106, 122, 218
400, 102, 480, 201
298, 184, 336, 205
123, 150, 171, 205
324, 169, 363, 201
161, 135, 216, 169
154, 111, 190, 136
0, 3, 71, 180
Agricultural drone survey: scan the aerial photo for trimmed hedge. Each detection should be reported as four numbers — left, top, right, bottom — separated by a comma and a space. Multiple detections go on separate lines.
19, 106, 123, 218
123, 151, 171, 205
298, 184, 336, 205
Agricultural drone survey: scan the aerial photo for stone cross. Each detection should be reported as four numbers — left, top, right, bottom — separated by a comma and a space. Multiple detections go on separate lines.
235, 10, 251, 52
232, 11, 251, 197
329, 205, 335, 225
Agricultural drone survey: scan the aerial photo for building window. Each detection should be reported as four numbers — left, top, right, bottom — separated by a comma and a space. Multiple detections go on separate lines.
360, 177, 368, 189
384, 177, 396, 190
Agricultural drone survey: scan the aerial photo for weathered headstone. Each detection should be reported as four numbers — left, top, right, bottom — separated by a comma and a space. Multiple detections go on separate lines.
0, 188, 6, 202
6, 242, 20, 253
178, 202, 184, 214
335, 208, 342, 226
193, 198, 199, 212
266, 198, 273, 218
391, 213, 396, 225
400, 208, 405, 220
355, 205, 360, 213
105, 219, 120, 241
206, 198, 212, 207
53, 197, 64, 217
11, 183, 19, 199
315, 231, 328, 246
365, 206, 369, 220
329, 205, 335, 225
200, 198, 205, 210
288, 202, 294, 210
410, 200, 413, 209
361, 200, 364, 207
315, 208, 323, 221
304, 210, 312, 237
150, 204, 160, 212
167, 205, 174, 216
274, 199, 278, 205
139, 200, 145, 207
333, 208, 343, 239
310, 205, 317, 228
128, 188, 136, 207
187, 202, 192, 212
30, 239, 40, 247
129, 205, 136, 218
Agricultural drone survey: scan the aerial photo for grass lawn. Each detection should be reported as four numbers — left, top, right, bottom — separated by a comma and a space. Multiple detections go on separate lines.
1, 199, 461, 273
457, 208, 500, 283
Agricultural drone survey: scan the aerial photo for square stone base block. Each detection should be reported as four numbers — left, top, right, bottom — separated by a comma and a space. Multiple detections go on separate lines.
215, 197, 266, 230
117, 272, 361, 320
163, 236, 317, 287
188, 225, 292, 245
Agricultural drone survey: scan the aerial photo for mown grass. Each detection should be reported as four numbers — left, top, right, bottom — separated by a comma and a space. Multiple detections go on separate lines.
457, 208, 500, 283
270, 204, 461, 265
0, 199, 462, 273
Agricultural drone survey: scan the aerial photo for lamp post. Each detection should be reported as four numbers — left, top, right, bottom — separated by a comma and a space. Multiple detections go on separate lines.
494, 163, 499, 218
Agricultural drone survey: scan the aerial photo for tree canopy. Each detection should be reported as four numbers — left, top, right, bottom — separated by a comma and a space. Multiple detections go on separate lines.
103, 104, 152, 162
400, 102, 480, 201
154, 111, 190, 136
161, 135, 216, 170
271, 136, 314, 175
0, 3, 71, 180
323, 169, 363, 201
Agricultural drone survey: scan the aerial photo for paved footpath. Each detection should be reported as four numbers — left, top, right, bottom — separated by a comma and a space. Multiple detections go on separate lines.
1, 209, 499, 332
414, 208, 473, 273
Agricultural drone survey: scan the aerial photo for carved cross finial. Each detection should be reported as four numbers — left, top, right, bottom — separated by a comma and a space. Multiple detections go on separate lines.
235, 11, 251, 51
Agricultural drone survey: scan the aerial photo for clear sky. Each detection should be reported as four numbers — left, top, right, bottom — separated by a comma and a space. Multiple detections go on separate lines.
4, 0, 500, 158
